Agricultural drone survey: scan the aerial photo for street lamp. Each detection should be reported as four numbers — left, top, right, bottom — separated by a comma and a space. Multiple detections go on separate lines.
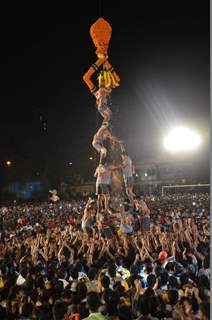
6, 160, 12, 167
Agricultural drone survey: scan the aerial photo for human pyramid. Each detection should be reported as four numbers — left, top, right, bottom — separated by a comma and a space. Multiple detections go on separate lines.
83, 18, 135, 214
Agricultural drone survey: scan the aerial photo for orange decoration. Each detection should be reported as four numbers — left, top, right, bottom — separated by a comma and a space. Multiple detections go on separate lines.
83, 17, 120, 94
90, 17, 112, 56
83, 56, 106, 93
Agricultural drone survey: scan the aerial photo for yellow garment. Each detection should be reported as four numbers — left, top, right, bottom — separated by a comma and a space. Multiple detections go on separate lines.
160, 291, 169, 303
120, 297, 131, 306
178, 289, 185, 297
117, 266, 131, 279
35, 301, 42, 307
0, 277, 4, 288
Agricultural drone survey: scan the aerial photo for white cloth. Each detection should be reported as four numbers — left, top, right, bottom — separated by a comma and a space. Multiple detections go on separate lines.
16, 274, 26, 286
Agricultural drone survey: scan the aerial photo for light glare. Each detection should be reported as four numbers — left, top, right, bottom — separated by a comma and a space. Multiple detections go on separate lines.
164, 127, 201, 152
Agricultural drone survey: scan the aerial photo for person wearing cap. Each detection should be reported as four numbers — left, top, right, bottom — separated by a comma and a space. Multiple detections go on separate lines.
158, 251, 169, 267
158, 250, 176, 269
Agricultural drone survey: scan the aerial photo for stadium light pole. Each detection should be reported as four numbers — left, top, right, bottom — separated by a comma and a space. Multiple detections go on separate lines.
163, 127, 201, 153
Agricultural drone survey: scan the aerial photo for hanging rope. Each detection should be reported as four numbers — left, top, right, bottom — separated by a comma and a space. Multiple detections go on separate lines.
99, 0, 102, 17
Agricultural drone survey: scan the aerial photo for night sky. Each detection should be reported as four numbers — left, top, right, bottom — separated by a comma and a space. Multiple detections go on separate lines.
0, 1, 210, 186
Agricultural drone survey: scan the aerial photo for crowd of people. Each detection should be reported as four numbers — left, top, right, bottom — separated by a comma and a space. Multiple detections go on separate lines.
0, 192, 210, 319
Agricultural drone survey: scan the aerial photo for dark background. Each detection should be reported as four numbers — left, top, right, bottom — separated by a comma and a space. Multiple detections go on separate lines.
0, 1, 210, 191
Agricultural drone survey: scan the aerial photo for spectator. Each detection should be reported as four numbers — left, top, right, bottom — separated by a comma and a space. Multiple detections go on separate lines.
84, 291, 108, 319
0, 192, 209, 319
